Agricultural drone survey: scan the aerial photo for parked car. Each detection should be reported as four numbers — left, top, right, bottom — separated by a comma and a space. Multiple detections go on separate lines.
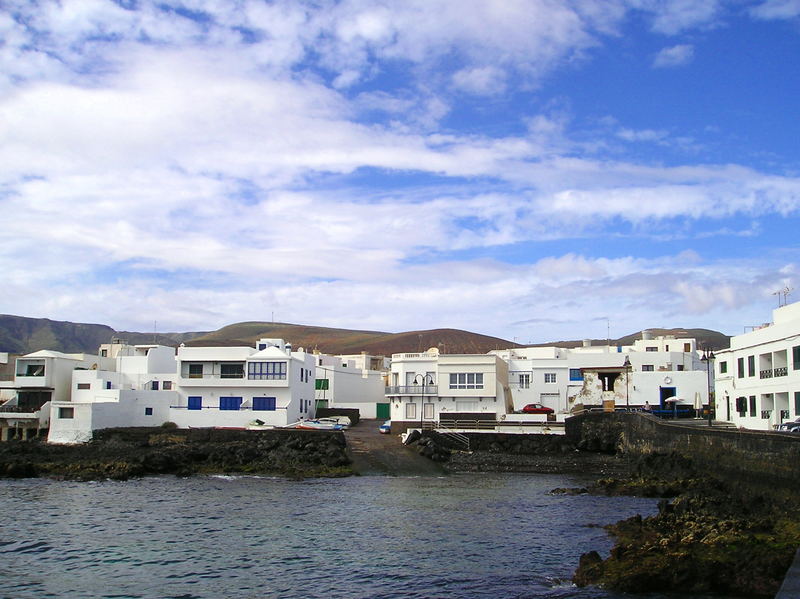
775, 418, 800, 432
521, 403, 554, 414
379, 420, 392, 434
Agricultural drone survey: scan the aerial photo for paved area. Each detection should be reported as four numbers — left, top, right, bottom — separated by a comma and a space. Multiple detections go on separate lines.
343, 419, 445, 476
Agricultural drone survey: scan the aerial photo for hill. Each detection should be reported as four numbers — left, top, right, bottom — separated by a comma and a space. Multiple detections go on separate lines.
535, 328, 731, 351
0, 314, 730, 357
0, 314, 206, 355
183, 322, 517, 355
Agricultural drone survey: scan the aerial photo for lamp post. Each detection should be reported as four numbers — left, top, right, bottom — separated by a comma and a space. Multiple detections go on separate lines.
700, 347, 715, 426
414, 373, 435, 429
623, 356, 631, 411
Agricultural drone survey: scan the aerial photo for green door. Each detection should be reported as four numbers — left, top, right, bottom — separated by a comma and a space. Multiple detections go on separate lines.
376, 403, 390, 419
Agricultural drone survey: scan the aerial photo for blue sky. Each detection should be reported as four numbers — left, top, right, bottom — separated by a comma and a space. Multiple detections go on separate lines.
2, 0, 800, 344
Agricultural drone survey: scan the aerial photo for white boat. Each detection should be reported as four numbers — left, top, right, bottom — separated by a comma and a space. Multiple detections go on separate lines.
293, 419, 343, 431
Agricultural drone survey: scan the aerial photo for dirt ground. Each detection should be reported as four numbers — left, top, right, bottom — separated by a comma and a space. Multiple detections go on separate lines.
343, 419, 445, 476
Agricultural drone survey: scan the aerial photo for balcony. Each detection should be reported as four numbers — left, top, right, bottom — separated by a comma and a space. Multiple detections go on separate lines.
774, 366, 788, 377
760, 369, 773, 379
386, 385, 438, 396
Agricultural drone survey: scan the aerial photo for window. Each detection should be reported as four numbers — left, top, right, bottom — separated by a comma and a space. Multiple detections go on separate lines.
646, 347, 657, 352
736, 397, 746, 417
315, 379, 329, 390
423, 403, 434, 419
642, 365, 654, 372
405, 403, 417, 419
219, 396, 243, 411
248, 361, 287, 380
163, 381, 172, 390
58, 407, 74, 419
749, 395, 757, 417
518, 374, 530, 389
719, 361, 728, 374
253, 397, 277, 411
683, 343, 691, 352
24, 364, 45, 376
106, 381, 112, 390
188, 396, 202, 410
448, 373, 484, 389
101, 349, 108, 357
144, 407, 153, 416
188, 363, 203, 378
748, 355, 755, 377
794, 346, 800, 370
544, 373, 556, 384
77, 383, 91, 390
258, 343, 267, 350
569, 368, 583, 381
737, 357, 745, 378
795, 392, 800, 416
151, 381, 159, 391
676, 365, 684, 371
220, 363, 244, 379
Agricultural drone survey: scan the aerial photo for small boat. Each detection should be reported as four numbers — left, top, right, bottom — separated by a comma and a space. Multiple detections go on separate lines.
293, 419, 343, 431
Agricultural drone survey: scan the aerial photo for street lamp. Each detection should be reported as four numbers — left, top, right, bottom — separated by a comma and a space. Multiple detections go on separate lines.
414, 373, 435, 429
623, 356, 631, 411
700, 347, 715, 426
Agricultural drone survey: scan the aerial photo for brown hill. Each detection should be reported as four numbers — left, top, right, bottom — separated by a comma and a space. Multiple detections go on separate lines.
185, 322, 517, 355
536, 328, 731, 351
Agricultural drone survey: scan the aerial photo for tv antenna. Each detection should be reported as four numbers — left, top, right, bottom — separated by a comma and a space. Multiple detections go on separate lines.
773, 287, 793, 307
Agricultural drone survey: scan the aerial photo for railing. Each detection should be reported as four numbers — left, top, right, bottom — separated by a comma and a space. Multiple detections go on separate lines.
775, 366, 788, 377
761, 410, 772, 419
781, 410, 790, 420
437, 418, 497, 430
431, 421, 470, 450
760, 369, 773, 379
385, 385, 438, 395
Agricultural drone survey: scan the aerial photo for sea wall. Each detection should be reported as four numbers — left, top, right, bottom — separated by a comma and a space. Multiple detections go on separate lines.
566, 412, 800, 490
0, 427, 351, 480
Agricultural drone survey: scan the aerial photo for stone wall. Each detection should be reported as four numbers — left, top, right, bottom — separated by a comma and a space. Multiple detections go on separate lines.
566, 412, 800, 490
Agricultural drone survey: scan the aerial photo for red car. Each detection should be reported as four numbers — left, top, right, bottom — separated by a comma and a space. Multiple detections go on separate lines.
521, 403, 554, 414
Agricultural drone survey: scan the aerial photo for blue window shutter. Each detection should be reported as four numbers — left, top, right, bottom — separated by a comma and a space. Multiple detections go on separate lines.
220, 396, 242, 411
188, 396, 202, 410
253, 397, 276, 411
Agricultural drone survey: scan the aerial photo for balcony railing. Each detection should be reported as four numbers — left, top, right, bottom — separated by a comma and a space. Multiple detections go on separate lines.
385, 385, 438, 395
760, 369, 773, 379
774, 366, 788, 377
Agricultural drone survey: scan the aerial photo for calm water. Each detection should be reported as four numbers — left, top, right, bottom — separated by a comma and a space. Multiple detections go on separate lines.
0, 473, 706, 599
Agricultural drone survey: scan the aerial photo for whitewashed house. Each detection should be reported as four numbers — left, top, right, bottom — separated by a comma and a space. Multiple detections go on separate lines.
48, 343, 178, 444
169, 338, 316, 429
386, 348, 512, 431
314, 352, 387, 419
714, 301, 800, 430
0, 349, 112, 441
573, 334, 708, 413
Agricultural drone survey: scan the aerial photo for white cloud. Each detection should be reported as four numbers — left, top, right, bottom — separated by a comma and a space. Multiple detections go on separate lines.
750, 0, 800, 20
633, 0, 721, 34
653, 44, 694, 67
452, 66, 507, 95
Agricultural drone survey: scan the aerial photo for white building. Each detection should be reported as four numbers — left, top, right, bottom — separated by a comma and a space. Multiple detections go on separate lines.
386, 349, 512, 431
170, 338, 316, 429
714, 301, 800, 430
491, 334, 707, 415
0, 349, 112, 440
48, 343, 179, 444
314, 353, 387, 419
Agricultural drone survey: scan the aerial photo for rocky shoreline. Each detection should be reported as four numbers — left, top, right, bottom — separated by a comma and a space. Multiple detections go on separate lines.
407, 429, 799, 598
570, 453, 800, 597
0, 426, 353, 480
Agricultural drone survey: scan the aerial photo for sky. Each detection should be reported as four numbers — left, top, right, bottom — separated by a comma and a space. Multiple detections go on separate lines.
2, 0, 800, 344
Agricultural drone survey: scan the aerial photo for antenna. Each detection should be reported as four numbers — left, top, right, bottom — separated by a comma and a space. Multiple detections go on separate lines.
774, 287, 794, 307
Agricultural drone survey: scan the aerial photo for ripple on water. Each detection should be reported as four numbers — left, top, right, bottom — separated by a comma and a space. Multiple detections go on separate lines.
0, 474, 724, 599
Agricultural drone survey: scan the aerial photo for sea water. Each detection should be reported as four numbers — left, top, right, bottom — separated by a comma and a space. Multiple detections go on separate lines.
1, 473, 716, 598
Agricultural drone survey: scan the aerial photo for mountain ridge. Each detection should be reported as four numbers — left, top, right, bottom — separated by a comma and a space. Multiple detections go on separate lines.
0, 314, 730, 357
